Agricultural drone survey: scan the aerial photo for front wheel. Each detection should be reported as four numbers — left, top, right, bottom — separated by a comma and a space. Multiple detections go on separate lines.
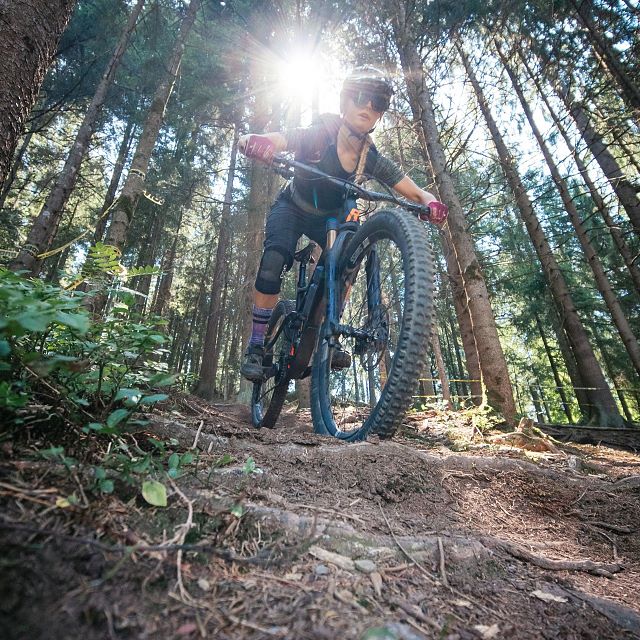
310, 209, 434, 441
251, 300, 295, 428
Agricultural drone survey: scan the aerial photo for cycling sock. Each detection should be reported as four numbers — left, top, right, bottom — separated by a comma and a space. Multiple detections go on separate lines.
249, 305, 273, 348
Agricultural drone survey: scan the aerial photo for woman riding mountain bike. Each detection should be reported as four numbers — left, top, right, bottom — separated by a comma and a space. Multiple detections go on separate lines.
238, 65, 448, 385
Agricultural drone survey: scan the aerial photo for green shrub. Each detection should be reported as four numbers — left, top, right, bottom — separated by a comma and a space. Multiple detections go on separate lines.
0, 268, 173, 431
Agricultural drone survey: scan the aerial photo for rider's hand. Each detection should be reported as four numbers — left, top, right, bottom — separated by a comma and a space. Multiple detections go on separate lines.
426, 200, 448, 225
239, 134, 275, 163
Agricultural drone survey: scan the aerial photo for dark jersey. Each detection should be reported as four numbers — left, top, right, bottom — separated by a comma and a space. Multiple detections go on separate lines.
284, 114, 404, 214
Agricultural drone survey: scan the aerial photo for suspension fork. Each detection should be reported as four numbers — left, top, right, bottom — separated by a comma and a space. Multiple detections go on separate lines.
325, 217, 339, 346
365, 249, 381, 317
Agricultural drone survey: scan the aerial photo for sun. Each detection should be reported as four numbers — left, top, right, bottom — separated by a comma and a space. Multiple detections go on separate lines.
275, 52, 343, 123
277, 56, 318, 100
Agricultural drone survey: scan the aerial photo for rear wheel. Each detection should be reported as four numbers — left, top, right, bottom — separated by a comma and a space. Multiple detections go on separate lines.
250, 300, 295, 428
311, 209, 434, 441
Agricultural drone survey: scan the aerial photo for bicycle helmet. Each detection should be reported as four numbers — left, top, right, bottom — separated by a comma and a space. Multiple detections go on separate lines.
340, 66, 394, 114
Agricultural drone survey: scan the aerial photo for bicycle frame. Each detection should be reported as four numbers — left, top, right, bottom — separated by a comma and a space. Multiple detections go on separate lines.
265, 216, 359, 382
263, 155, 432, 385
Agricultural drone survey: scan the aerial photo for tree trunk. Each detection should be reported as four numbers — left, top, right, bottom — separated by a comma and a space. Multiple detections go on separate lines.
540, 49, 640, 237
431, 330, 452, 409
212, 247, 232, 374
151, 234, 178, 317
236, 89, 281, 403
225, 298, 243, 400
94, 119, 136, 244
519, 51, 640, 295
101, 0, 200, 254
568, 100, 640, 238
571, 0, 640, 114
530, 384, 545, 424
459, 44, 622, 427
133, 210, 162, 314
0, 128, 34, 211
194, 127, 239, 400
497, 40, 640, 379
177, 235, 215, 369
535, 315, 573, 423
10, 0, 145, 274
442, 232, 482, 405
0, 0, 76, 191
444, 306, 468, 403
88, 0, 200, 315
536, 380, 553, 423
593, 333, 635, 423
177, 307, 198, 373
548, 300, 592, 419
393, 14, 515, 423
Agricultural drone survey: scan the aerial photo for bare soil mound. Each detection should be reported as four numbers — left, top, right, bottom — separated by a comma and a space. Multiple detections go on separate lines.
2, 398, 640, 639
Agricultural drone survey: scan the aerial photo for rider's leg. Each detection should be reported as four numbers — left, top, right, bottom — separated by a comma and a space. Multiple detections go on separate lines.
248, 291, 278, 350
241, 247, 292, 381
241, 192, 303, 381
251, 245, 292, 337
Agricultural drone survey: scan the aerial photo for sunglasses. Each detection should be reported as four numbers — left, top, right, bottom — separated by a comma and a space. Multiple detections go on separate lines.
347, 89, 390, 113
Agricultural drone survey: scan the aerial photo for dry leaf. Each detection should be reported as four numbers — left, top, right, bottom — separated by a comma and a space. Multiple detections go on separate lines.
370, 571, 383, 597
197, 578, 211, 591
453, 599, 472, 608
334, 589, 355, 604
531, 590, 568, 603
284, 572, 302, 581
473, 623, 500, 639
176, 622, 197, 636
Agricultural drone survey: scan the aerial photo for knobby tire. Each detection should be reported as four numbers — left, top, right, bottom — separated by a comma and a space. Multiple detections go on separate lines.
310, 209, 434, 441
250, 299, 295, 429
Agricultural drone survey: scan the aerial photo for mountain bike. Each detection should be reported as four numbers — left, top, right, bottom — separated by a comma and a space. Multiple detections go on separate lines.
251, 155, 436, 441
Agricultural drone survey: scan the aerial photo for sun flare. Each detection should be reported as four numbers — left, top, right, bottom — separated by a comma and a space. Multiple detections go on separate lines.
275, 52, 343, 123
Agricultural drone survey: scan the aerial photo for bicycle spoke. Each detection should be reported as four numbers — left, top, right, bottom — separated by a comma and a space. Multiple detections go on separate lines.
311, 209, 434, 441
251, 300, 295, 428
330, 237, 404, 433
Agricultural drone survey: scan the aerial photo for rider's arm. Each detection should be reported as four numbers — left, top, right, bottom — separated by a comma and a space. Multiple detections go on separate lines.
240, 119, 332, 161
238, 132, 287, 162
238, 132, 288, 155
392, 175, 437, 206
392, 176, 449, 225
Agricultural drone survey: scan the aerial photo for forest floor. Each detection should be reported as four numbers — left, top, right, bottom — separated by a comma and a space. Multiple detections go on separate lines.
2, 397, 640, 640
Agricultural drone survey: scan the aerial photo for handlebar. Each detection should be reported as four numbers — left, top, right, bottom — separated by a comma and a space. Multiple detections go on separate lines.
270, 155, 432, 219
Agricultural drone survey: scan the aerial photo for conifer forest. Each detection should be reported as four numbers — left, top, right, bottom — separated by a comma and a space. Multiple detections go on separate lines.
2, 0, 640, 426
2, 1, 640, 639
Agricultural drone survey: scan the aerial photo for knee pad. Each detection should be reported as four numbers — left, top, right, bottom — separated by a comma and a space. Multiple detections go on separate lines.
255, 247, 293, 295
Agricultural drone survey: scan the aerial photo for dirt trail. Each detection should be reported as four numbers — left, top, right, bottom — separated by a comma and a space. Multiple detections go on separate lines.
2, 398, 640, 639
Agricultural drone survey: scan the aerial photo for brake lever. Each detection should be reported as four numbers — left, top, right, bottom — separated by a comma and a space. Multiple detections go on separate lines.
271, 156, 293, 179
273, 165, 294, 179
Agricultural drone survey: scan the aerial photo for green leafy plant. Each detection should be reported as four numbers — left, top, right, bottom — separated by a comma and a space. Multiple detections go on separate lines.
0, 268, 173, 431
0, 268, 186, 506
242, 456, 262, 475
142, 479, 167, 507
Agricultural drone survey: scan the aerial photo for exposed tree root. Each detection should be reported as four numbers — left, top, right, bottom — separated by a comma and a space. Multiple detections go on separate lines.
236, 501, 623, 578
484, 538, 623, 577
